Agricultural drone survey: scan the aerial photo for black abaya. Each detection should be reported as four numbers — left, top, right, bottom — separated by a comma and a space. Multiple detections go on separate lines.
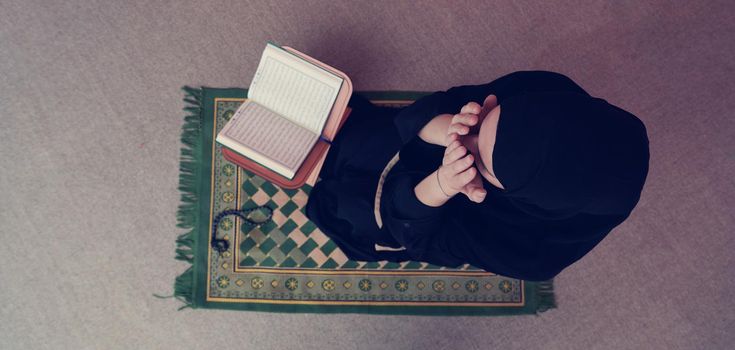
304, 70, 649, 281
303, 94, 411, 262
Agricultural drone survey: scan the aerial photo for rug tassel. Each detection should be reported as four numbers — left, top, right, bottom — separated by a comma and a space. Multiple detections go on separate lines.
172, 265, 195, 309
534, 278, 557, 315
155, 85, 203, 311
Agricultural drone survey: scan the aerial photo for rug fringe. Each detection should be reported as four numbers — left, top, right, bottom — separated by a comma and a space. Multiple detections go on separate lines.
534, 278, 557, 315
169, 85, 204, 310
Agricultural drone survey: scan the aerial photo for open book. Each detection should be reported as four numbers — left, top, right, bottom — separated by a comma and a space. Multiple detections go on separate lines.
216, 42, 352, 184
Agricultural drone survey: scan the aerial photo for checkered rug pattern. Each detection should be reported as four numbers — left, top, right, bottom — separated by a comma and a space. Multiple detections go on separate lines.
236, 168, 464, 270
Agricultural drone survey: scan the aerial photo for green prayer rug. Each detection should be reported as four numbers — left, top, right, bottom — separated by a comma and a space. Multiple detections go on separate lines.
171, 86, 556, 316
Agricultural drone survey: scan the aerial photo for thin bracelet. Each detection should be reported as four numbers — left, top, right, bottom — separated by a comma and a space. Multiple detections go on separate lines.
436, 170, 451, 197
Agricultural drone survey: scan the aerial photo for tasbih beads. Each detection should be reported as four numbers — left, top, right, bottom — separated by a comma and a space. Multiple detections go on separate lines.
210, 205, 274, 254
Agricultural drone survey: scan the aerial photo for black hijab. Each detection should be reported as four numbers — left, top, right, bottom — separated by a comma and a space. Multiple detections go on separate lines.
379, 71, 651, 281
481, 91, 649, 241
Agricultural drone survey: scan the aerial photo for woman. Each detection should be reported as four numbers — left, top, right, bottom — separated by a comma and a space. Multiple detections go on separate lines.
304, 70, 649, 281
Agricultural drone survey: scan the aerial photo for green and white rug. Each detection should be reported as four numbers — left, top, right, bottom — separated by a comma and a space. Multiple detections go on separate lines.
169, 86, 556, 316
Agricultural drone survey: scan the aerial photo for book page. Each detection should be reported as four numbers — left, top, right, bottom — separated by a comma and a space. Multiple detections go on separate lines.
220, 100, 318, 172
248, 43, 343, 135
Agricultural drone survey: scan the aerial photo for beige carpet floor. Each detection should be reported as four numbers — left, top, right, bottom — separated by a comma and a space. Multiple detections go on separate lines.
1, 1, 733, 349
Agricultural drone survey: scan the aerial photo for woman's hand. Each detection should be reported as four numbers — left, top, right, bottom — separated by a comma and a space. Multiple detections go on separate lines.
413, 95, 496, 206
444, 94, 498, 146
418, 113, 453, 146
438, 132, 487, 203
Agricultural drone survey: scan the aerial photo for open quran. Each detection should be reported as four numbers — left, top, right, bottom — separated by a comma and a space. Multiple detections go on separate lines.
216, 42, 353, 188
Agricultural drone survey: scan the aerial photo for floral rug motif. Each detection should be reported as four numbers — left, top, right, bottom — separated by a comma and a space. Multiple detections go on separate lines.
170, 86, 556, 315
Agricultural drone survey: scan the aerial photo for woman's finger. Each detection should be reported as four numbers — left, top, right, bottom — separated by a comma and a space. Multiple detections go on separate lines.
444, 136, 460, 155
447, 123, 471, 136
461, 102, 482, 115
444, 131, 459, 148
442, 140, 463, 165
467, 184, 486, 198
455, 164, 476, 184
473, 187, 487, 202
445, 139, 460, 153
451, 153, 474, 174
483, 94, 498, 109
446, 144, 467, 163
470, 188, 486, 203
464, 167, 478, 184
451, 113, 479, 127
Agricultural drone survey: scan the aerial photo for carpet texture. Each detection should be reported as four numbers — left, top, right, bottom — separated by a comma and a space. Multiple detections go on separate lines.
1, 1, 733, 349
171, 87, 555, 315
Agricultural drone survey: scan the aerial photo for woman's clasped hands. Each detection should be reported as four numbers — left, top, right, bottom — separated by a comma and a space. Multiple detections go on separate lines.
437, 94, 498, 203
